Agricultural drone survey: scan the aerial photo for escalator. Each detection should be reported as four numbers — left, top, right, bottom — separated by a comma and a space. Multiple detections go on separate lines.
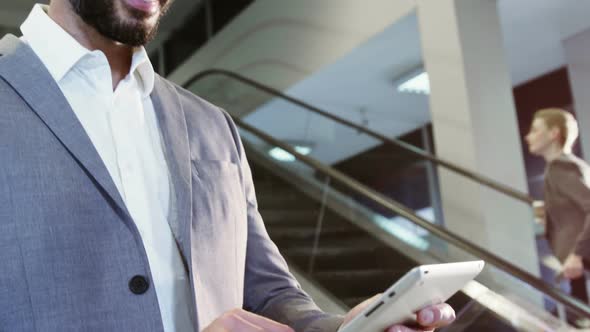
183, 70, 590, 330
250, 153, 514, 331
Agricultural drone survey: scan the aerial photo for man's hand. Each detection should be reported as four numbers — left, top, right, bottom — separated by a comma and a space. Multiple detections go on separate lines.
562, 254, 584, 280
341, 295, 455, 332
204, 308, 294, 332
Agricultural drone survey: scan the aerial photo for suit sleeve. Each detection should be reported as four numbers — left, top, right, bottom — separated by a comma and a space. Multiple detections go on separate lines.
552, 162, 590, 258
221, 110, 344, 332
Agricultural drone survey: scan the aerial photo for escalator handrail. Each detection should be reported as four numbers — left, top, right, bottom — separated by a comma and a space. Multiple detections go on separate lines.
232, 116, 590, 319
183, 69, 534, 205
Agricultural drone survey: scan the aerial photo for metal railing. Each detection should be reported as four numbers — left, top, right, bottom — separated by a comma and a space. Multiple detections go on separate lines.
184, 69, 534, 204
183, 68, 588, 318
231, 116, 590, 319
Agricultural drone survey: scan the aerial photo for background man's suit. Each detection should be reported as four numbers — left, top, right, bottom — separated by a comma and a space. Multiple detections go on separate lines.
544, 153, 590, 304
0, 34, 342, 331
544, 154, 590, 263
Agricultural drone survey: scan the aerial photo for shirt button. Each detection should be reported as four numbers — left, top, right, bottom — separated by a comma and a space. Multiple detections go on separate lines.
129, 275, 150, 294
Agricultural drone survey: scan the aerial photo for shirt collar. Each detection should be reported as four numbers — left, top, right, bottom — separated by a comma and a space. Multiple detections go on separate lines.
21, 4, 89, 82
21, 4, 155, 97
130, 47, 155, 97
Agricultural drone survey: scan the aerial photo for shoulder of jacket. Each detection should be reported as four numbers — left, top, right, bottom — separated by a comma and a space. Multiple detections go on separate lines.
155, 74, 227, 116
0, 34, 22, 58
550, 158, 583, 178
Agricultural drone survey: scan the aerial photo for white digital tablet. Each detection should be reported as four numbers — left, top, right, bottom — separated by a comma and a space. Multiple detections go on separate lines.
338, 260, 485, 332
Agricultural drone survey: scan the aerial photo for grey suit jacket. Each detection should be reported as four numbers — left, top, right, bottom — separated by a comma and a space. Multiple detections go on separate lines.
0, 34, 343, 332
544, 153, 590, 262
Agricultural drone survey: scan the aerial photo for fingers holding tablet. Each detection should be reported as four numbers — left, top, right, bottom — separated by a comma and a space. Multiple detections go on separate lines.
384, 303, 456, 332
416, 303, 456, 327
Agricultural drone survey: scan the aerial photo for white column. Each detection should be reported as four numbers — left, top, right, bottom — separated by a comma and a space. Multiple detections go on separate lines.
417, 0, 540, 302
564, 28, 590, 159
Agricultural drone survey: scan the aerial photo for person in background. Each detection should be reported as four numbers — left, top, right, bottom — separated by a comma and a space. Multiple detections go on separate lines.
525, 108, 590, 325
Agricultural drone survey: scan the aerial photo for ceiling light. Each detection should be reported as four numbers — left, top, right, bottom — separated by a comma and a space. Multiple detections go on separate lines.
269, 147, 295, 162
294, 146, 312, 155
268, 145, 312, 162
396, 70, 430, 95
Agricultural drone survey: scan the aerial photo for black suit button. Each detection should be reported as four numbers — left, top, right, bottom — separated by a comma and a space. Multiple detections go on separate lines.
129, 275, 149, 294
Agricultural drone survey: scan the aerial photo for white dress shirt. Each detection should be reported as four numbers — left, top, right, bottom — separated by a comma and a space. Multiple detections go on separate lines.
21, 5, 193, 331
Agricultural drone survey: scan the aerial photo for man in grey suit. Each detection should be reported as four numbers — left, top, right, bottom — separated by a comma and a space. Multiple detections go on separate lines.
0, 0, 455, 331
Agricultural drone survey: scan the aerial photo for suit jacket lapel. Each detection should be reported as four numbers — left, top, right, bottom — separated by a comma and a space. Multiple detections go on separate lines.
0, 34, 131, 220
150, 75, 193, 267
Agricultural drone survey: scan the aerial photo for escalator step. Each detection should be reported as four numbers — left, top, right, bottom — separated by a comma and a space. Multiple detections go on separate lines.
269, 230, 377, 249
313, 269, 405, 299
283, 246, 414, 271
260, 209, 320, 224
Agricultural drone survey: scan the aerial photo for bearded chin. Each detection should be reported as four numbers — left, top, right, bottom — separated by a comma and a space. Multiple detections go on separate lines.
68, 0, 163, 46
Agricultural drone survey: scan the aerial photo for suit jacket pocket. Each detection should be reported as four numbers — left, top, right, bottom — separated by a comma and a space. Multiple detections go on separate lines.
191, 160, 246, 226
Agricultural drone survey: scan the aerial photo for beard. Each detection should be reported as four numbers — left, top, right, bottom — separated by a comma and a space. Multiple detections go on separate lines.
68, 0, 170, 46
